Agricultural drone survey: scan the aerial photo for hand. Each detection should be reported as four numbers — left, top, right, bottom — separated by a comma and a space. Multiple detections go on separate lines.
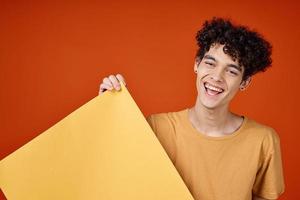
99, 74, 127, 95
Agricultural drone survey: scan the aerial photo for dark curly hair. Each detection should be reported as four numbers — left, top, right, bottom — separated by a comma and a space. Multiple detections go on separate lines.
195, 17, 272, 80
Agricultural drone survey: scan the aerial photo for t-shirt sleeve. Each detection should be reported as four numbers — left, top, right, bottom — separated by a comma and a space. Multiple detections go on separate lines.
146, 114, 177, 164
252, 129, 285, 199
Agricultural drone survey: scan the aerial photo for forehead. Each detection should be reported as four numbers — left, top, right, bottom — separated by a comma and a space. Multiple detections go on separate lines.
205, 44, 239, 65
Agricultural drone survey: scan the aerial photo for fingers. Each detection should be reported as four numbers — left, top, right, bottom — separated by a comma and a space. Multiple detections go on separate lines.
116, 74, 126, 86
99, 83, 112, 95
99, 74, 127, 95
109, 75, 121, 90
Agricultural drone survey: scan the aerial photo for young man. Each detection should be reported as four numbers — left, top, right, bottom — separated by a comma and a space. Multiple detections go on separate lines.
99, 17, 285, 200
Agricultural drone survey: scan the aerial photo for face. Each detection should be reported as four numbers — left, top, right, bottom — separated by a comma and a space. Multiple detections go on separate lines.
194, 43, 250, 109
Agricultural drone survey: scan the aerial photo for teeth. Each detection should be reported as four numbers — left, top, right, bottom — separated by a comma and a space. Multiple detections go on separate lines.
205, 83, 223, 92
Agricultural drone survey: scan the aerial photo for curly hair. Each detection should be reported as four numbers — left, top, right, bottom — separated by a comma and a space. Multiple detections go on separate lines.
195, 17, 272, 80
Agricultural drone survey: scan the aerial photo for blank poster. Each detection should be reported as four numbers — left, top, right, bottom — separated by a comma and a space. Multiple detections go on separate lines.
0, 84, 193, 200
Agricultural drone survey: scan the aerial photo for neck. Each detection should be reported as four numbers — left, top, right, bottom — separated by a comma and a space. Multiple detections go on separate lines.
189, 97, 240, 136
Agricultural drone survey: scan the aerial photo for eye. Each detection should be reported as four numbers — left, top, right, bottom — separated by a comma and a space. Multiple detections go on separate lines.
205, 62, 214, 67
226, 69, 239, 76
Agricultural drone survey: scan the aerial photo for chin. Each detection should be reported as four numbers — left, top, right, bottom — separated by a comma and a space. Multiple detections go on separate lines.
197, 96, 220, 110
202, 102, 221, 110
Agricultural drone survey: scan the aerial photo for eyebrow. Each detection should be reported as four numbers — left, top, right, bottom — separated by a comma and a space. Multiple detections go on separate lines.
203, 55, 242, 71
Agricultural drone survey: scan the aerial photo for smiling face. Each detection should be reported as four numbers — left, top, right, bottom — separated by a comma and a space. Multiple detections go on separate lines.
194, 43, 251, 110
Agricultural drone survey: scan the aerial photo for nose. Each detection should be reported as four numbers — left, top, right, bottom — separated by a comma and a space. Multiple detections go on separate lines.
210, 68, 224, 82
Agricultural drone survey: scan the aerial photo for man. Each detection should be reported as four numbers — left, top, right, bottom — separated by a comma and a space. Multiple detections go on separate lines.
99, 17, 285, 200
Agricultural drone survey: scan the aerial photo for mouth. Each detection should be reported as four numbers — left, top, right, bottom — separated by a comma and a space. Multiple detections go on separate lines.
203, 82, 224, 96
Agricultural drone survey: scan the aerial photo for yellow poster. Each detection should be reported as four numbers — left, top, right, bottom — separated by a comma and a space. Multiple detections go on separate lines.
0, 84, 193, 200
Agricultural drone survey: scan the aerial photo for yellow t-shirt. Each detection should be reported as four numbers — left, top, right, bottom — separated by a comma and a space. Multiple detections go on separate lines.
146, 109, 285, 200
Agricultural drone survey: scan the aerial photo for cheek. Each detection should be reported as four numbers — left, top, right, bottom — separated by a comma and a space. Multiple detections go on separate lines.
227, 79, 242, 94
195, 75, 204, 93
197, 65, 209, 74
196, 75, 201, 90
197, 67, 210, 81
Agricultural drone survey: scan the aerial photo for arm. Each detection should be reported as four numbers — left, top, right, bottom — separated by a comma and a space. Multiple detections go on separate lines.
252, 130, 285, 200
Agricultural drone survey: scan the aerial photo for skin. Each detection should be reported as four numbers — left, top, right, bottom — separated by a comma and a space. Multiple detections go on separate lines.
189, 43, 251, 137
99, 43, 275, 200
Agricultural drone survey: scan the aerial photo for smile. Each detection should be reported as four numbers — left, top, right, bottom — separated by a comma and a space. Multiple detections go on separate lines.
204, 82, 224, 95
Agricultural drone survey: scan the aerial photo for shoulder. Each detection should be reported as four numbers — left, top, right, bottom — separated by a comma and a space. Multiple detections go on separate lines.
244, 117, 281, 155
146, 109, 187, 125
245, 118, 280, 140
146, 108, 188, 134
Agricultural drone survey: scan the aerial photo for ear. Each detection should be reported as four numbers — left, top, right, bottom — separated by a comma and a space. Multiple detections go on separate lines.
240, 76, 251, 91
194, 59, 200, 73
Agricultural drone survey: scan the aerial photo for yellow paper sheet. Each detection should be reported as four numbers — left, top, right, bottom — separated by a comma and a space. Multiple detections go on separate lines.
0, 84, 193, 200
